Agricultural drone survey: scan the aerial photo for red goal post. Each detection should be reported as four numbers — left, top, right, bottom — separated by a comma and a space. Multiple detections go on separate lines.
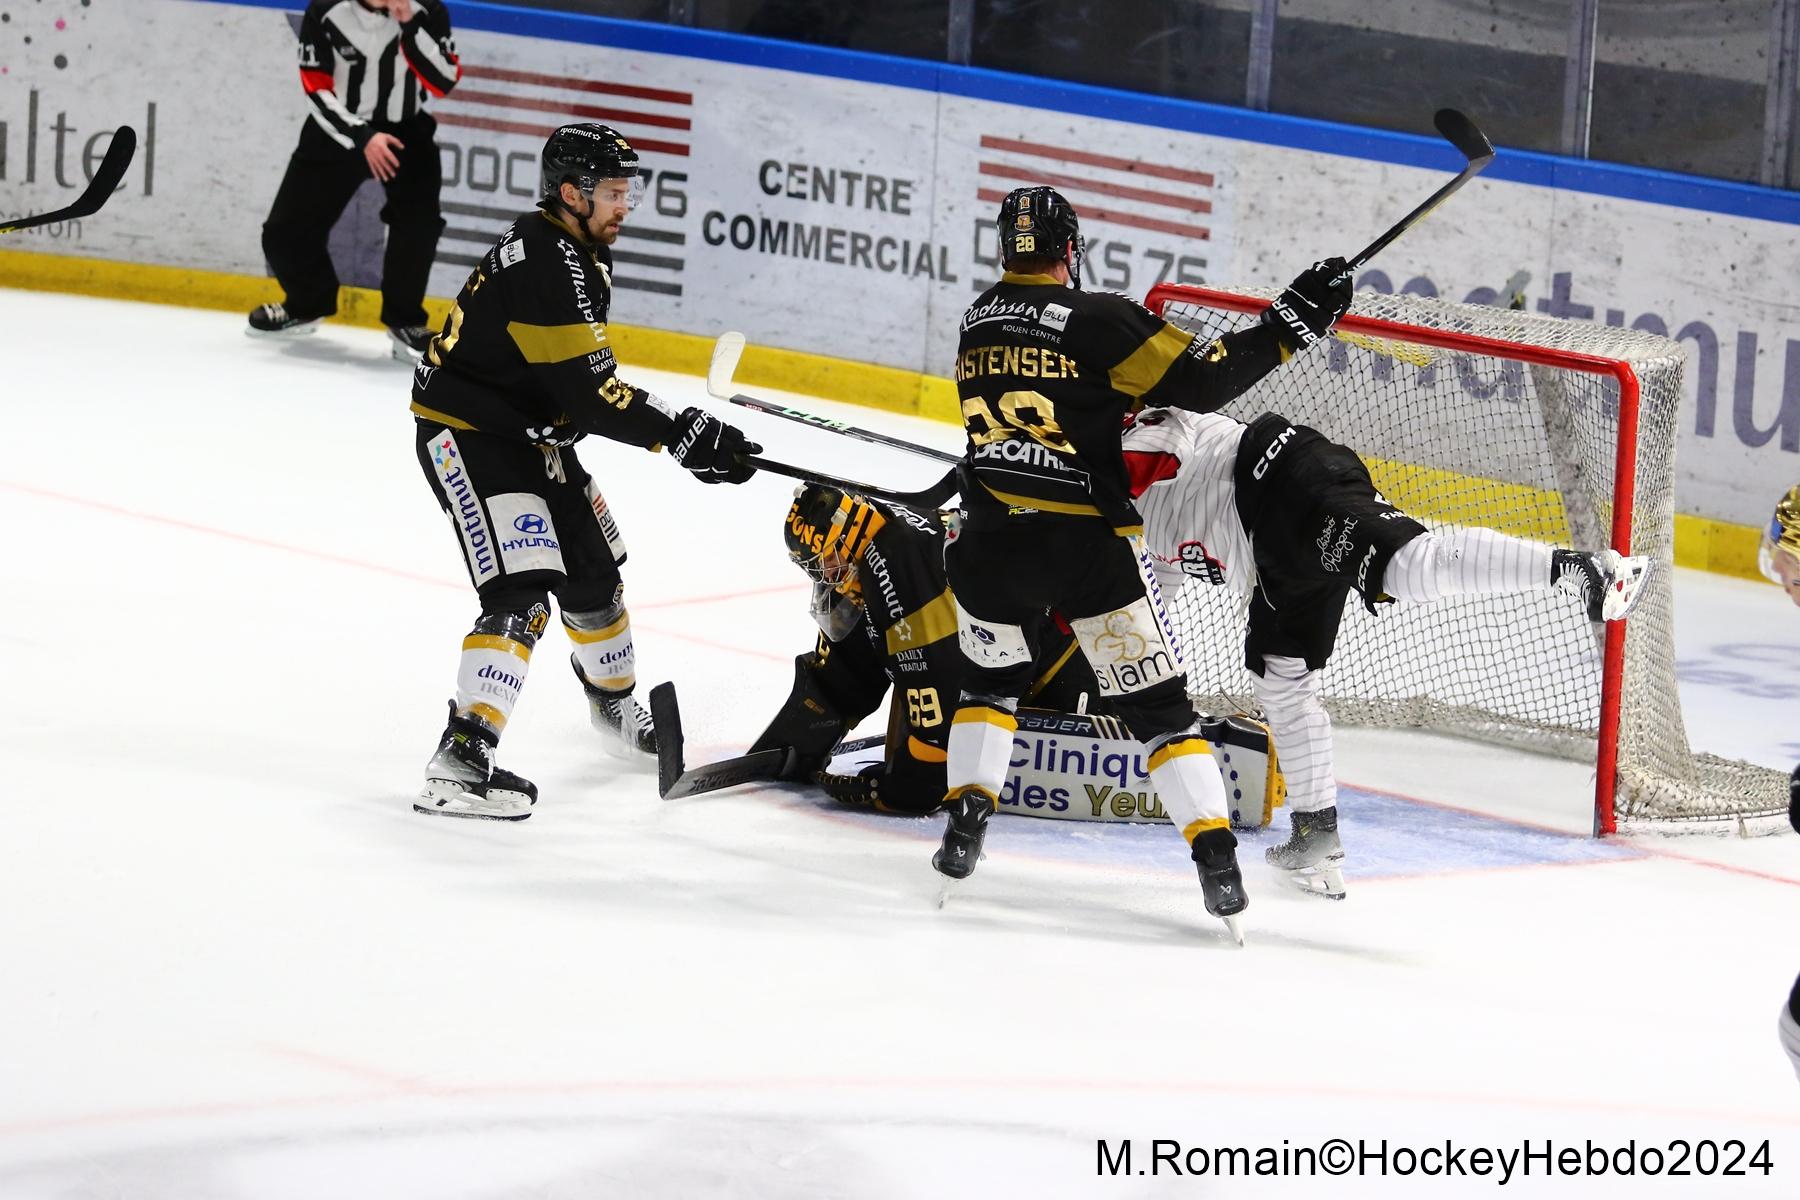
1143, 283, 1788, 834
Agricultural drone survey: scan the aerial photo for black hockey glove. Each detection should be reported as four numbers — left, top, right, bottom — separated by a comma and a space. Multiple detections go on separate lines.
1262, 256, 1353, 351
669, 406, 761, 485
522, 421, 583, 448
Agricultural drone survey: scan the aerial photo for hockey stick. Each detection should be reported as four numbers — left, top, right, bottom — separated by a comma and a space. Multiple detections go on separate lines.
1341, 109, 1493, 275
709, 332, 960, 466
742, 453, 960, 509
0, 126, 137, 236
648, 682, 888, 800
650, 682, 787, 799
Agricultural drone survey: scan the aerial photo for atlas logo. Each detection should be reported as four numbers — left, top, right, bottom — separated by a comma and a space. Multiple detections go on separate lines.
1251, 426, 1297, 481
971, 626, 996, 644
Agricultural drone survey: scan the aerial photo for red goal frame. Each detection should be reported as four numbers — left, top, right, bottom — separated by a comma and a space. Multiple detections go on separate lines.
1145, 284, 1645, 836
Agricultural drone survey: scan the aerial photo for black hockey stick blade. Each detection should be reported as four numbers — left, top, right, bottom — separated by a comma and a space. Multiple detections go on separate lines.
649, 681, 787, 800
729, 394, 961, 465
1343, 109, 1493, 273
742, 454, 960, 509
0, 125, 137, 236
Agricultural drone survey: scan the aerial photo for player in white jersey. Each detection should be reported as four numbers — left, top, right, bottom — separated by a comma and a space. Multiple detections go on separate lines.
1122, 406, 1653, 898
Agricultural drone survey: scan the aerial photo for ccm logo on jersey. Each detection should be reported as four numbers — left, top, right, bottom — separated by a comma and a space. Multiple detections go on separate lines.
1251, 425, 1298, 480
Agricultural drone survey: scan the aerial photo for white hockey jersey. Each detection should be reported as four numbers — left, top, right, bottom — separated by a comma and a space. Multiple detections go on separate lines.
1122, 407, 1255, 598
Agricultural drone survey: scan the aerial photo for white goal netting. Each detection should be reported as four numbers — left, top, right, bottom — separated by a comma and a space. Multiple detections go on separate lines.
1149, 285, 1786, 827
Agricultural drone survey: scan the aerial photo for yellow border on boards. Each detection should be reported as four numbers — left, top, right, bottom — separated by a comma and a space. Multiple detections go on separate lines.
0, 246, 1767, 582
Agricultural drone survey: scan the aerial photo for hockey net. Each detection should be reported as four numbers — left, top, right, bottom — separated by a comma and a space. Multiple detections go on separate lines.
1146, 284, 1787, 831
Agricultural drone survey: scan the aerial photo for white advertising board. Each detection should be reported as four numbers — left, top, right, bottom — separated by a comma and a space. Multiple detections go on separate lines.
2, 0, 1797, 526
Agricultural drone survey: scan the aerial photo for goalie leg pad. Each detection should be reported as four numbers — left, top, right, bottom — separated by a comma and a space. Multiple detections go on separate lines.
1202, 714, 1287, 830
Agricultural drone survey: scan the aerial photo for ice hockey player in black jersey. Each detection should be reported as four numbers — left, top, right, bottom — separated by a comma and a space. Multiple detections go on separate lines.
410, 123, 762, 820
1122, 406, 1652, 899
935, 184, 1351, 938
749, 484, 1097, 813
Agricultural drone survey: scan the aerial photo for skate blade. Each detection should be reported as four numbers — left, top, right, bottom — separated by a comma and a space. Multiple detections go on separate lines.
935, 878, 958, 909
412, 799, 532, 822
415, 781, 533, 822
1280, 863, 1347, 900
245, 323, 320, 338
1222, 914, 1246, 946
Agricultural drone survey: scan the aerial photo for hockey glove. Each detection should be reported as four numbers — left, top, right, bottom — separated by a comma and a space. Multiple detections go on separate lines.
1262, 256, 1353, 351
670, 406, 761, 485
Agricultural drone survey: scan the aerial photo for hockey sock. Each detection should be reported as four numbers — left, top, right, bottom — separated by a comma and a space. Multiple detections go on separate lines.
1146, 727, 1232, 843
565, 604, 636, 694
455, 605, 548, 734
1382, 528, 1554, 603
1252, 655, 1336, 814
944, 696, 1018, 800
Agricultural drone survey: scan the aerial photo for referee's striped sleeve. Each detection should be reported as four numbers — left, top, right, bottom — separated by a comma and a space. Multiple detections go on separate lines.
298, 6, 368, 148
401, 2, 461, 98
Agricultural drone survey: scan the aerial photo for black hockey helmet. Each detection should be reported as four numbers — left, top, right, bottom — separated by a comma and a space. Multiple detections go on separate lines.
539, 123, 642, 210
996, 185, 1083, 284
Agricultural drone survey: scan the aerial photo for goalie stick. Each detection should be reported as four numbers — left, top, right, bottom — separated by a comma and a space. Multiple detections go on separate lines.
0, 126, 138, 236
649, 681, 885, 800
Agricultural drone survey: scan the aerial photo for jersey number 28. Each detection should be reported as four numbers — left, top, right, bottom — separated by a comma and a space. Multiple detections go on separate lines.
961, 390, 1071, 452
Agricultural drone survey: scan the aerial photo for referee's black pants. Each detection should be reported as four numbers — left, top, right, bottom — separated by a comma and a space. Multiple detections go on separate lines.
261, 115, 445, 328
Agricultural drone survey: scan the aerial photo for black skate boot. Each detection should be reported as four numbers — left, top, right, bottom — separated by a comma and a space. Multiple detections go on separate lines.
388, 324, 434, 362
932, 787, 994, 887
415, 702, 536, 820
572, 657, 657, 758
1552, 548, 1652, 621
246, 302, 321, 337
1191, 827, 1248, 943
1266, 805, 1346, 899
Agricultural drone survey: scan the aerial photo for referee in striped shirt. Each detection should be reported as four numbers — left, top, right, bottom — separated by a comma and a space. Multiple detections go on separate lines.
250, 0, 461, 360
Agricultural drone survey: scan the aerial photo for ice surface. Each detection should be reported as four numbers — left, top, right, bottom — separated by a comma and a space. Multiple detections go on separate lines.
0, 291, 1795, 1198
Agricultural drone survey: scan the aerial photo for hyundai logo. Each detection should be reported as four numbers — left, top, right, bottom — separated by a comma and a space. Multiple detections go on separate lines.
514, 514, 548, 534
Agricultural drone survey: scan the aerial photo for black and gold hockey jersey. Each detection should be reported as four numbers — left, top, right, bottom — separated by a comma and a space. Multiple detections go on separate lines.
409, 211, 676, 450
954, 272, 1288, 533
751, 499, 1093, 811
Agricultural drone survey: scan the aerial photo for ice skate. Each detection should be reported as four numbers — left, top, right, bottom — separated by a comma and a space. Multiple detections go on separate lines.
388, 324, 434, 362
246, 302, 320, 337
932, 789, 993, 902
1191, 827, 1248, 944
1553, 548, 1652, 622
573, 657, 657, 759
415, 703, 536, 821
1266, 806, 1346, 899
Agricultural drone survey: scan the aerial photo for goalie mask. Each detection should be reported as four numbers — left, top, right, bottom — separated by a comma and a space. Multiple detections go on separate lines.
539, 123, 644, 213
996, 186, 1084, 287
783, 484, 886, 641
1759, 484, 1800, 602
